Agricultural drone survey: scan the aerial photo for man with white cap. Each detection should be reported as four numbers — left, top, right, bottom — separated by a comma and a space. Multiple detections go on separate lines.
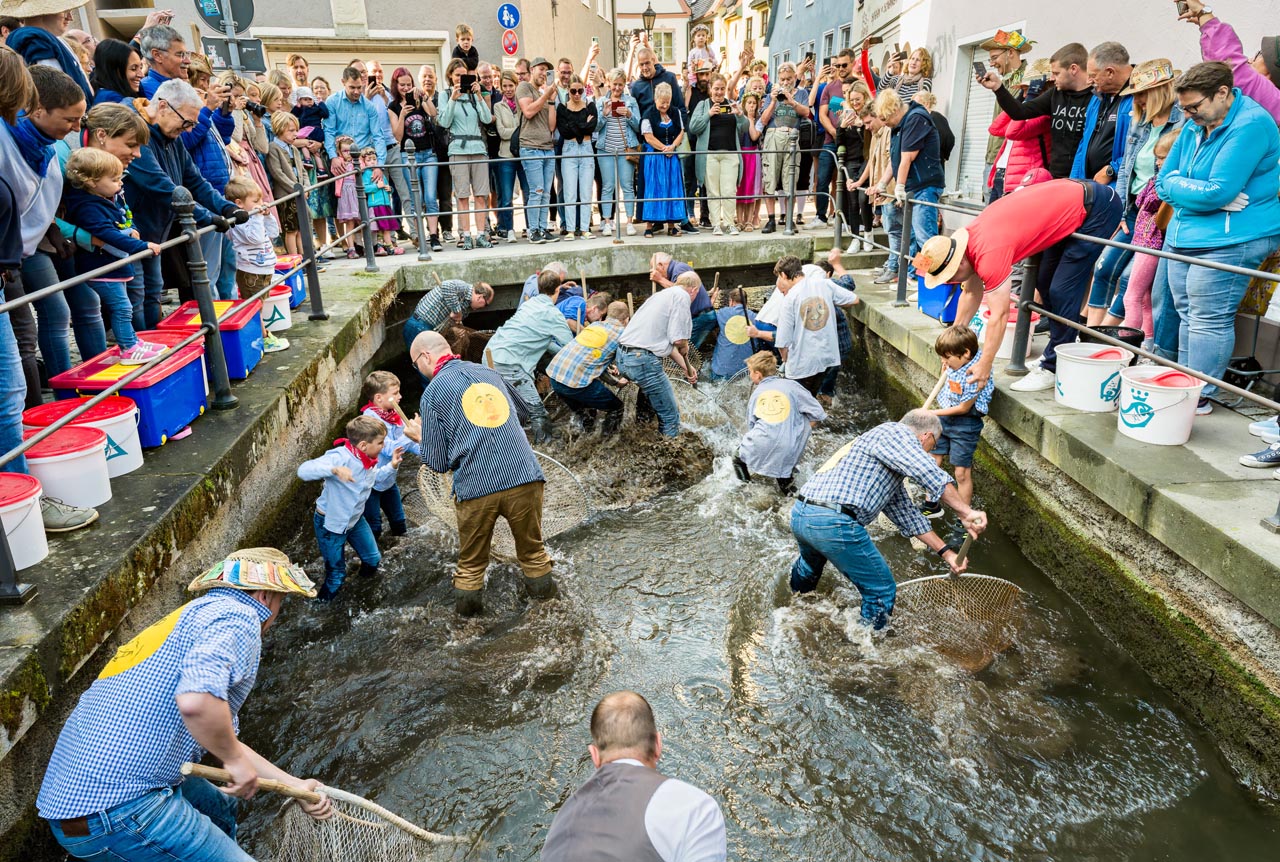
912, 175, 1122, 392
37, 548, 333, 861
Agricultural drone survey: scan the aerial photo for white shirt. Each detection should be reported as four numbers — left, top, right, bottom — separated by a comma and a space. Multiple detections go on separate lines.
229, 212, 280, 275
755, 286, 790, 326
613, 758, 727, 862
774, 264, 858, 380
620, 286, 693, 358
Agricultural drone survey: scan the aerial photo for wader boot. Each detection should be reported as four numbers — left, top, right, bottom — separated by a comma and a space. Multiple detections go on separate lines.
358, 563, 379, 578
601, 409, 623, 436
454, 587, 484, 617
732, 456, 752, 483
524, 573, 558, 600
531, 416, 554, 444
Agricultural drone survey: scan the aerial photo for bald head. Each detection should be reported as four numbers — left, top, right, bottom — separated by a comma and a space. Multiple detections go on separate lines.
589, 691, 660, 767
410, 330, 452, 377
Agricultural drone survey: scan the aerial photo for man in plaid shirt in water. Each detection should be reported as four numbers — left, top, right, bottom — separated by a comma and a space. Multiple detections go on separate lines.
790, 409, 988, 629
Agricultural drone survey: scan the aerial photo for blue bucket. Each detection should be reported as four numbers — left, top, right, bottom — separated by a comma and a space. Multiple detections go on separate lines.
917, 275, 960, 324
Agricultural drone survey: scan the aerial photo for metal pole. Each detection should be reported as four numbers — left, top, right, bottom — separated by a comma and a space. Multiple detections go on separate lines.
1262, 497, 1280, 534
354, 174, 379, 273
1005, 252, 1040, 376
893, 197, 913, 307
784, 136, 798, 236
219, 0, 243, 74
612, 150, 624, 247
174, 187, 238, 410
834, 145, 846, 251
0, 525, 36, 606
404, 140, 431, 262
292, 180, 328, 321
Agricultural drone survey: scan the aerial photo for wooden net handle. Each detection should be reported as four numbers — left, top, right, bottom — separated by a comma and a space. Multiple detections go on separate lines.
180, 762, 321, 803
922, 368, 947, 410
430, 271, 443, 286
954, 536, 973, 566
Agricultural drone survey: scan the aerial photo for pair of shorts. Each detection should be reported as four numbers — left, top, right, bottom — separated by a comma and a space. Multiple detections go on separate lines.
931, 412, 984, 468
450, 154, 491, 198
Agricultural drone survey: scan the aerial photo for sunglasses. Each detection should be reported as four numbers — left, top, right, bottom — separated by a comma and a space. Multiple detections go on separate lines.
570, 88, 584, 94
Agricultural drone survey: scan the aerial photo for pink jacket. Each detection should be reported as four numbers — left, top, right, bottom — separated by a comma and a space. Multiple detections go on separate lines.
1201, 18, 1280, 125
986, 113, 1051, 189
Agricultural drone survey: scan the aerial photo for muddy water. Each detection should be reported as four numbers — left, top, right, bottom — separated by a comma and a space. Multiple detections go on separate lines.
240, 372, 1279, 860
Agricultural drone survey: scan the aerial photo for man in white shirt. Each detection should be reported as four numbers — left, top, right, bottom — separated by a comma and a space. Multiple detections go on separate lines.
771, 256, 858, 394
541, 691, 726, 862
617, 276, 700, 437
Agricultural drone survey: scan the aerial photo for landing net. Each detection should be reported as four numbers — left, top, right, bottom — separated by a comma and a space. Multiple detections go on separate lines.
272, 785, 470, 862
411, 452, 589, 560
662, 345, 705, 381
669, 377, 744, 433
893, 573, 1025, 672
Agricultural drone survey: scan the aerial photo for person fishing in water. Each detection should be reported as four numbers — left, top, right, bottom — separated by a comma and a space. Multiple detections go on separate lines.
790, 409, 988, 630
734, 351, 826, 494
37, 549, 333, 860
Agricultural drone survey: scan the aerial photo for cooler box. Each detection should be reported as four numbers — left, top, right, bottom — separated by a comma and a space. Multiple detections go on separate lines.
157, 300, 264, 380
50, 342, 207, 448
138, 330, 209, 396
918, 275, 961, 324
276, 255, 305, 308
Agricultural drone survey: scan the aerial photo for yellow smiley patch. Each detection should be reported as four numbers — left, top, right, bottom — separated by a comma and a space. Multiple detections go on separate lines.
461, 382, 511, 428
817, 440, 854, 474
99, 603, 189, 679
754, 390, 792, 424
723, 315, 751, 345
576, 324, 609, 360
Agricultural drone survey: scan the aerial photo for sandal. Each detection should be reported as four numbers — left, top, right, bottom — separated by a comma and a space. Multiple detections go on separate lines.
644, 228, 655, 239
374, 244, 389, 257
345, 248, 359, 259
667, 226, 680, 237
389, 246, 405, 255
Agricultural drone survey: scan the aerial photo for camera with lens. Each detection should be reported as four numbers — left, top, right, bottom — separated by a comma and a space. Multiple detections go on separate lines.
244, 100, 269, 118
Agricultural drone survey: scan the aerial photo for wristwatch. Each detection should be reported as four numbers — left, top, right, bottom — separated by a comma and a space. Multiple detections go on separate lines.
1104, 164, 1116, 179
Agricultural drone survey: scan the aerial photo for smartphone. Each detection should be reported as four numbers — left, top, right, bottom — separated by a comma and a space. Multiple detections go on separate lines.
972, 60, 987, 78
610, 100, 624, 116
459, 74, 477, 90
592, 36, 598, 44
1175, 0, 1190, 13
804, 51, 815, 64
367, 74, 376, 87
867, 35, 883, 46
718, 104, 732, 114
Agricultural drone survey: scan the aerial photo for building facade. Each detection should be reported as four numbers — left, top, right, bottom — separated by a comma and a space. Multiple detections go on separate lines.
763, 0, 856, 76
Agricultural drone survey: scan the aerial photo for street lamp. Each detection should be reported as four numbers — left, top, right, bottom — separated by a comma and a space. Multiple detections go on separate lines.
642, 1, 657, 37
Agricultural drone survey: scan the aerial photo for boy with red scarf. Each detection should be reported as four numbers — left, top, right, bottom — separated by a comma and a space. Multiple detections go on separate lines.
297, 414, 403, 600
359, 371, 422, 539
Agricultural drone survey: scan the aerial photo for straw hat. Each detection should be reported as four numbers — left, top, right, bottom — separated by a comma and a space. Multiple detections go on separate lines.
0, 0, 87, 16
1120, 58, 1177, 96
187, 547, 317, 598
914, 231, 970, 290
979, 29, 1035, 54
693, 58, 715, 74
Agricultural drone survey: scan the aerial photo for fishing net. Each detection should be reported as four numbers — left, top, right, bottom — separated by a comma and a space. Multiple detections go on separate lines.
662, 345, 704, 381
713, 368, 754, 410
413, 452, 589, 561
669, 378, 744, 433
272, 785, 470, 862
743, 284, 774, 311
893, 573, 1025, 672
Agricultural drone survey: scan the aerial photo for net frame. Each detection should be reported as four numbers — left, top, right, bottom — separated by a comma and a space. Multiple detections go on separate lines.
893, 572, 1025, 670
662, 344, 705, 382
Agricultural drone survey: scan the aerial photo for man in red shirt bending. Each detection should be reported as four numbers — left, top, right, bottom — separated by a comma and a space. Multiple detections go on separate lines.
913, 175, 1123, 390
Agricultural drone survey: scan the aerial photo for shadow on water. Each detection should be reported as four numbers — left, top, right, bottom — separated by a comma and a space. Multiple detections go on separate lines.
239, 361, 1280, 860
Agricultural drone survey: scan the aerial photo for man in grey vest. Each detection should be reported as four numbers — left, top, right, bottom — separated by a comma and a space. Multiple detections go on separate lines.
541, 691, 726, 862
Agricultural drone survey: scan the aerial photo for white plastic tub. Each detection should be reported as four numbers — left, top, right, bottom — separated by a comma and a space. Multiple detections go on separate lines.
23, 426, 111, 507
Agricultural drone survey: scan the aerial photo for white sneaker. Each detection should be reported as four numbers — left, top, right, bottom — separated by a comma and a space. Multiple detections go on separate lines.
1009, 367, 1056, 392
862, 236, 876, 252
713, 226, 724, 236
601, 221, 613, 236
506, 229, 517, 244
729, 224, 740, 236
625, 223, 637, 236
1249, 416, 1279, 437
846, 238, 861, 254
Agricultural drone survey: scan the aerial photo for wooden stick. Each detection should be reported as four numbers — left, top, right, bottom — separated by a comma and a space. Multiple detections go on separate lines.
579, 267, 588, 296
181, 763, 320, 803
627, 292, 634, 317
391, 401, 410, 424
922, 367, 947, 410
485, 348, 494, 369
430, 271, 442, 286
650, 280, 657, 296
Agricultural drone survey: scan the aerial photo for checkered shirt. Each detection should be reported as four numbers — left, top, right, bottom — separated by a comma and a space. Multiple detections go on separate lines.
37, 590, 271, 820
799, 421, 954, 538
937, 352, 994, 415
547, 320, 625, 389
412, 279, 473, 330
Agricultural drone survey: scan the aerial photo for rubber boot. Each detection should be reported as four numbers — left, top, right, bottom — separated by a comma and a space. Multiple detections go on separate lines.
776, 475, 796, 495
531, 417, 553, 445
314, 583, 338, 602
390, 520, 408, 537
358, 563, 379, 578
733, 456, 752, 483
454, 587, 484, 617
602, 409, 624, 436
524, 573, 559, 600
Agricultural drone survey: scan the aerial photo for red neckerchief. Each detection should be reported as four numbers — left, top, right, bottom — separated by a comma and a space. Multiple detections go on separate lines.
334, 438, 377, 470
432, 354, 461, 377
362, 402, 403, 426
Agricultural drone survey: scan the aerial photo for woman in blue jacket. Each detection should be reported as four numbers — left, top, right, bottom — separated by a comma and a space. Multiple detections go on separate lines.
89, 39, 144, 106
1156, 62, 1280, 411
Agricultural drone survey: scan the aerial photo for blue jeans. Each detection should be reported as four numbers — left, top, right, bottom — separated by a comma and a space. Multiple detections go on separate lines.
403, 315, 432, 384
815, 143, 838, 222
0, 289, 27, 473
48, 778, 251, 862
690, 309, 716, 350
551, 377, 623, 412
617, 347, 680, 437
141, 254, 165, 330
89, 280, 139, 350
1167, 233, 1280, 398
561, 140, 594, 233
493, 361, 548, 426
883, 201, 903, 274
493, 158, 517, 233
63, 281, 107, 358
1151, 256, 1179, 361
1089, 206, 1138, 309
364, 485, 406, 536
415, 154, 440, 216
1106, 257, 1135, 319
522, 149, 554, 232
23, 252, 97, 378
313, 511, 381, 593
598, 150, 635, 220
200, 231, 237, 301
789, 500, 896, 628
909, 186, 943, 263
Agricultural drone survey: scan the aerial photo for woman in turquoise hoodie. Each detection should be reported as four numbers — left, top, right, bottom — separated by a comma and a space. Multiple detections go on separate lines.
1156, 62, 1280, 408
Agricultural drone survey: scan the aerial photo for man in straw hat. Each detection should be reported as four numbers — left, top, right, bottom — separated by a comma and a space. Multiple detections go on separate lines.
913, 176, 1122, 392
37, 548, 333, 861
977, 29, 1034, 192
2, 0, 92, 99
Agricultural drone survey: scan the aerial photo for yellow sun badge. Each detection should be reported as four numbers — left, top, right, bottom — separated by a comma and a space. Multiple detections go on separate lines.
461, 382, 511, 428
723, 315, 751, 345
754, 389, 792, 424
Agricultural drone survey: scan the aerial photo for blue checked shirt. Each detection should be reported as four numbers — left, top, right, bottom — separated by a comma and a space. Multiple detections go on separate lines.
547, 319, 625, 389
937, 352, 994, 415
37, 590, 271, 820
799, 422, 953, 538
298, 446, 396, 533
420, 359, 543, 501
412, 279, 474, 330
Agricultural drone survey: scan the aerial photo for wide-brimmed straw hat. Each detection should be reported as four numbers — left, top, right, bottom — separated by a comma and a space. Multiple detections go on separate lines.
915, 231, 970, 290
188, 547, 316, 597
979, 29, 1035, 54
1120, 58, 1177, 96
0, 0, 87, 16
693, 59, 715, 74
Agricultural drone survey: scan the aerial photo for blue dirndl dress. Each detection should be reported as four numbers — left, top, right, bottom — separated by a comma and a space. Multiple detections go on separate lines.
640, 108, 687, 224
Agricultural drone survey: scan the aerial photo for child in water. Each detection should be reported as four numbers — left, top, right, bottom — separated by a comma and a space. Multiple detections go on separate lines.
921, 325, 993, 517
359, 371, 422, 539
734, 351, 826, 494
708, 287, 757, 380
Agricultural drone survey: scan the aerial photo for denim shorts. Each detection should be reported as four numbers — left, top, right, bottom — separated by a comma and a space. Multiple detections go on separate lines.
932, 412, 984, 468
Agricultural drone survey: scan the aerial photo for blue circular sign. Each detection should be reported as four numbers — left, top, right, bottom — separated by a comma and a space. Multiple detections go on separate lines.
497, 3, 521, 29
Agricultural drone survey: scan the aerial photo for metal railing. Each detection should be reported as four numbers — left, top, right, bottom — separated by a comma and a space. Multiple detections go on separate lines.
891, 192, 1280, 533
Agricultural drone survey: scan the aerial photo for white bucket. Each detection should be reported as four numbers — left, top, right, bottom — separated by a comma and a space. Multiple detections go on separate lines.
1117, 367, 1205, 446
1054, 344, 1133, 413
23, 396, 143, 478
0, 473, 46, 570
23, 426, 112, 507
969, 306, 1043, 360
262, 284, 292, 332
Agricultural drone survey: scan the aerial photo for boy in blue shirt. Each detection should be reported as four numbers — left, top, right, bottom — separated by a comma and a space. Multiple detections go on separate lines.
708, 287, 757, 380
298, 415, 403, 600
359, 371, 422, 539
922, 325, 994, 517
